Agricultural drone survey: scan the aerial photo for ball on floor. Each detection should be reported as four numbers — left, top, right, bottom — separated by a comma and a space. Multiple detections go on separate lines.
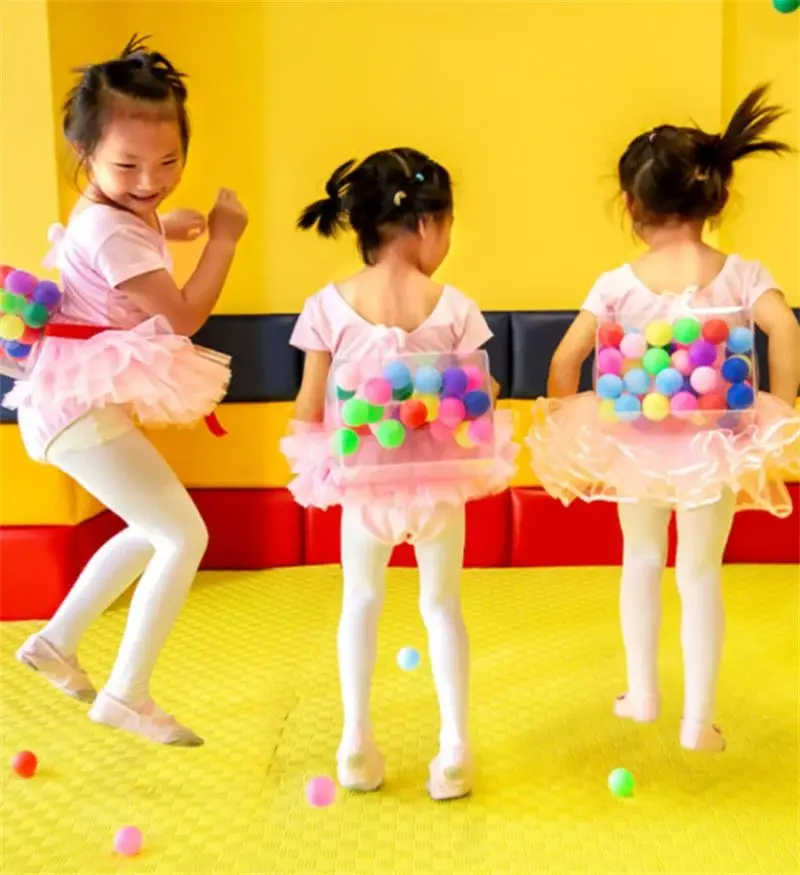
306, 776, 337, 808
397, 647, 421, 671
608, 768, 635, 798
114, 826, 143, 856
10, 751, 37, 778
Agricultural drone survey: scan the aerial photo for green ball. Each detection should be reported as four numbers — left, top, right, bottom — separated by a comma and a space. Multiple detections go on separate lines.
773, 0, 799, 13
392, 383, 413, 401
365, 403, 384, 424
23, 301, 50, 329
375, 419, 405, 449
0, 290, 25, 315
672, 317, 701, 345
608, 768, 635, 798
330, 428, 359, 457
336, 386, 356, 401
341, 398, 370, 428
642, 347, 670, 375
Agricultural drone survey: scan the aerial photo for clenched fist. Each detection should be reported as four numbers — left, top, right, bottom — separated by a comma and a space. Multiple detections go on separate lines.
208, 189, 248, 245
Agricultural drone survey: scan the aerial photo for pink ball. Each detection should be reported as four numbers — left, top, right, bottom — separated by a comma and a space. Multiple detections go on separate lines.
113, 827, 143, 856
597, 347, 623, 376
467, 417, 493, 445
363, 377, 392, 405
429, 419, 454, 442
670, 391, 698, 414
462, 364, 485, 392
306, 776, 337, 807
439, 397, 466, 427
336, 363, 362, 393
671, 349, 693, 376
690, 366, 720, 395
619, 333, 648, 360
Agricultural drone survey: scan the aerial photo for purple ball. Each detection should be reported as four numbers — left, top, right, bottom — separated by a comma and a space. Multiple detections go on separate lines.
31, 281, 61, 309
689, 340, 718, 368
5, 271, 38, 297
442, 367, 468, 397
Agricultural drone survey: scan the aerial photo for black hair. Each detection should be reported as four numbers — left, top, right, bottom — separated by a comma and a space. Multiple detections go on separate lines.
63, 34, 190, 168
297, 148, 453, 263
619, 84, 790, 226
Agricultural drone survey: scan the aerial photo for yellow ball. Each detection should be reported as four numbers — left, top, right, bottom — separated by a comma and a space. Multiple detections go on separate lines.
598, 399, 617, 423
642, 392, 670, 422
644, 320, 673, 348
455, 421, 475, 448
0, 314, 25, 342
418, 394, 440, 422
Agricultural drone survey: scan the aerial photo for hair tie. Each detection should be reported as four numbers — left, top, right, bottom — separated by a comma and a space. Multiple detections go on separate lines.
393, 191, 407, 207
414, 172, 424, 183
648, 131, 657, 144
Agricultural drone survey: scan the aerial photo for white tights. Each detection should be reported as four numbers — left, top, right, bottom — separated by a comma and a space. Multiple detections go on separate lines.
617, 491, 736, 724
338, 505, 469, 753
42, 426, 208, 706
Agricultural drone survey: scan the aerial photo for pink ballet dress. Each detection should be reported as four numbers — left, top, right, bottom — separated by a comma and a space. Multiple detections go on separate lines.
2, 205, 231, 462
528, 256, 800, 516
280, 284, 518, 543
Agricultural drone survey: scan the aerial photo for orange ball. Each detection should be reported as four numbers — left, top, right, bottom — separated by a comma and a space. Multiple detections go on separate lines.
399, 399, 427, 429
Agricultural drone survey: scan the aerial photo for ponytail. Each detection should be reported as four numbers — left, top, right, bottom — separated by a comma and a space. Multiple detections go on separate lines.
715, 83, 790, 173
296, 159, 356, 237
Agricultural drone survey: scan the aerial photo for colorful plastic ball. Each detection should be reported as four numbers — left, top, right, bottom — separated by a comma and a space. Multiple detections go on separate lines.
688, 340, 717, 368
363, 377, 392, 406
383, 361, 412, 390
702, 319, 729, 345
336, 386, 355, 401
619, 333, 648, 360
454, 421, 475, 449
5, 342, 32, 359
642, 348, 670, 375
113, 826, 143, 856
341, 398, 370, 428
654, 367, 683, 397
429, 419, 454, 442
598, 322, 625, 349
727, 326, 754, 355
727, 382, 755, 410
608, 768, 635, 798
365, 403, 384, 424
462, 364, 485, 392
670, 391, 698, 414
642, 392, 670, 422
375, 419, 405, 449
31, 280, 61, 309
10, 750, 37, 778
644, 320, 673, 348
621, 357, 642, 376
330, 428, 359, 457
306, 776, 337, 808
671, 348, 693, 376
417, 395, 440, 422
698, 394, 726, 411
442, 367, 468, 397
614, 394, 641, 422
336, 362, 361, 393
598, 399, 617, 423
0, 265, 14, 287
20, 324, 42, 345
690, 366, 720, 395
0, 290, 26, 315
673, 317, 701, 345
773, 0, 800, 13
392, 383, 413, 402
413, 365, 443, 395
463, 389, 491, 417
5, 270, 38, 297
23, 302, 50, 330
439, 397, 466, 427
397, 647, 421, 671
721, 356, 750, 384
597, 374, 624, 400
0, 314, 25, 342
399, 399, 428, 429
597, 348, 623, 376
467, 416, 494, 445
623, 368, 650, 396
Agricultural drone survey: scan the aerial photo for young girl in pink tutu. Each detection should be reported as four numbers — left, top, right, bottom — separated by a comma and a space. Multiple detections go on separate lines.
529, 85, 800, 752
7, 37, 248, 746
282, 149, 517, 798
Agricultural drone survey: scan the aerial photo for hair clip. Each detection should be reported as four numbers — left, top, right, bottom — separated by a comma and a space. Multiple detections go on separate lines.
648, 131, 657, 144
393, 191, 407, 207
693, 169, 710, 182
415, 172, 424, 183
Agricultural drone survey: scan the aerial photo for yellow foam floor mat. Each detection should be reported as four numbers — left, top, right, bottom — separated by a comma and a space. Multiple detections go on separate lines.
1, 566, 798, 874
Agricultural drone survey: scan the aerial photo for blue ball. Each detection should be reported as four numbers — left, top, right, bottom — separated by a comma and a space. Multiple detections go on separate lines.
720, 356, 750, 384
463, 390, 491, 418
623, 368, 651, 397
614, 394, 641, 422
597, 374, 624, 400
5, 341, 31, 359
413, 365, 443, 395
654, 367, 683, 397
727, 383, 755, 410
727, 326, 753, 355
397, 647, 421, 671
383, 361, 412, 390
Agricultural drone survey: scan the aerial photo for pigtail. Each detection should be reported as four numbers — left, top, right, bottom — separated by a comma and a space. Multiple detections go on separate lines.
297, 159, 356, 237
715, 84, 790, 172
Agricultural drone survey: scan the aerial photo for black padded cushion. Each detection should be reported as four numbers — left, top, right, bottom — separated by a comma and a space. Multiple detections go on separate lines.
484, 312, 511, 399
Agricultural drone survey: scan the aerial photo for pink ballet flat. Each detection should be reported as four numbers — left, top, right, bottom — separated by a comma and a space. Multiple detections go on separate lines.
613, 693, 660, 723
88, 692, 203, 747
427, 745, 473, 801
680, 720, 726, 752
336, 734, 384, 792
16, 634, 96, 703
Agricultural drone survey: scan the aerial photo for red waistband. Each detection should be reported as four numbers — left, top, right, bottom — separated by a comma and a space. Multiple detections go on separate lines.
44, 322, 226, 437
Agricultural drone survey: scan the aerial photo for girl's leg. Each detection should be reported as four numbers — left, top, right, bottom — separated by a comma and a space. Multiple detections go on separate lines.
337, 505, 393, 791
615, 501, 672, 721
414, 507, 471, 800
675, 490, 735, 752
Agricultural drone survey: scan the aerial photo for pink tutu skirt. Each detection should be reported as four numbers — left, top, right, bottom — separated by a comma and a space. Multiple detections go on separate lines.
2, 316, 231, 430
281, 409, 518, 510
528, 392, 800, 517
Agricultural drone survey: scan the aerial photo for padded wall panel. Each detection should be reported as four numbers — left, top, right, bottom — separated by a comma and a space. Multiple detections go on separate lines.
0, 376, 14, 424
484, 312, 511, 399
724, 483, 800, 564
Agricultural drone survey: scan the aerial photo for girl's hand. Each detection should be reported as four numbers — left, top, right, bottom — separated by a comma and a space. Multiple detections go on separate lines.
162, 209, 207, 241
548, 310, 597, 398
208, 189, 249, 246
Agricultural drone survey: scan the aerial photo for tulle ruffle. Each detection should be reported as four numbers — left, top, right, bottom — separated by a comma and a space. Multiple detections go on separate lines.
281, 409, 519, 510
2, 316, 230, 428
527, 391, 800, 517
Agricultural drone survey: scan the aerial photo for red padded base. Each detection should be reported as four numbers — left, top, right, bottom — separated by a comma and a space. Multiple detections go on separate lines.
724, 483, 800, 564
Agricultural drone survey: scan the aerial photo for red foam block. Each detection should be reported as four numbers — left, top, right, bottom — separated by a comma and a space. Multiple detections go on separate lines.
725, 483, 800, 564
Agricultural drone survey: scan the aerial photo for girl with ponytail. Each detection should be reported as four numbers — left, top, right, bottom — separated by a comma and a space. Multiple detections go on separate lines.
529, 85, 800, 753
